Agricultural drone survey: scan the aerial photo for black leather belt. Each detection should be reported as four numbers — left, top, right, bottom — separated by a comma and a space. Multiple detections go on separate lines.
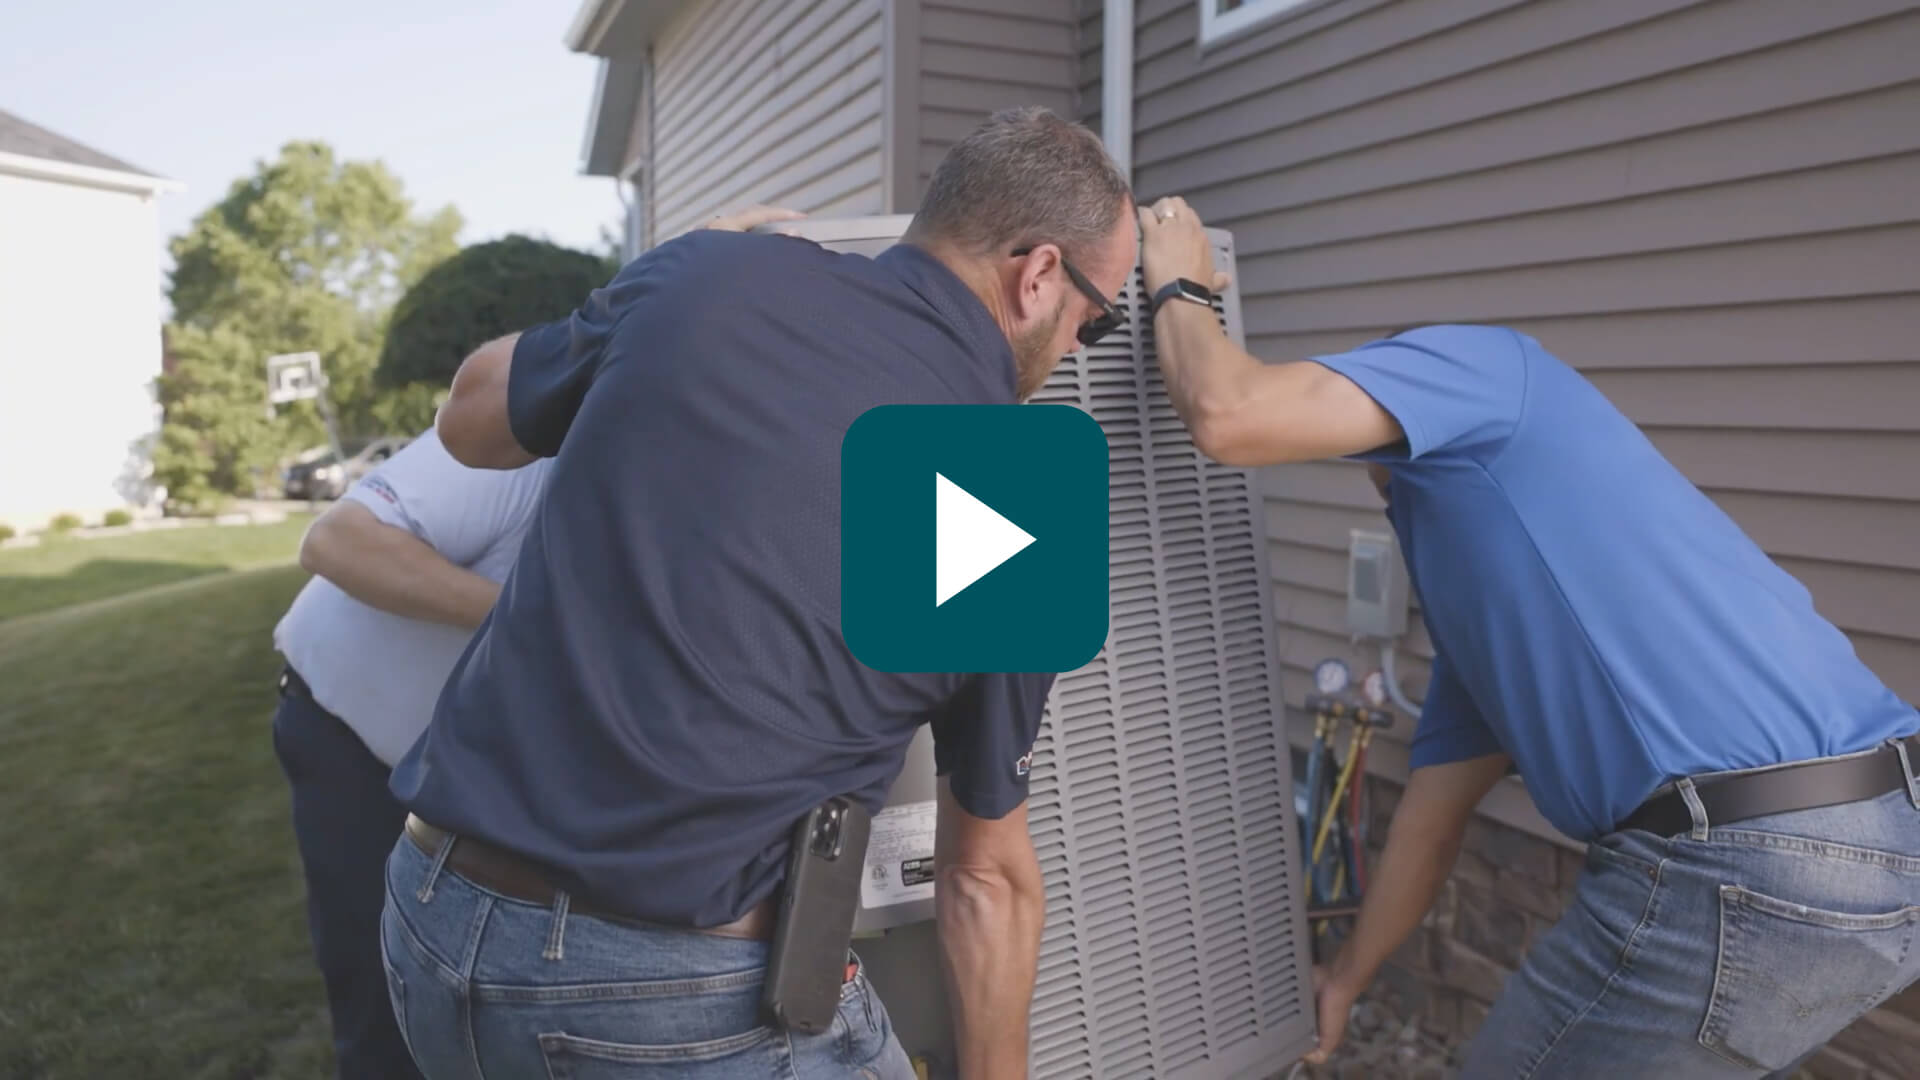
1619, 732, 1920, 838
403, 815, 777, 941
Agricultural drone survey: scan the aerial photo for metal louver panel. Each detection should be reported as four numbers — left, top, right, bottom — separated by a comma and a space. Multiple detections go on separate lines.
1029, 229, 1314, 1080
772, 216, 1314, 1080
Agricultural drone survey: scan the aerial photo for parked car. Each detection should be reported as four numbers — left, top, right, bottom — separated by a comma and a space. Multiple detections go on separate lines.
282, 436, 411, 500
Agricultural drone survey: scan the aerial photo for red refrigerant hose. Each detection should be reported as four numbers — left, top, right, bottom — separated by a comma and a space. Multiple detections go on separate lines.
1349, 742, 1368, 894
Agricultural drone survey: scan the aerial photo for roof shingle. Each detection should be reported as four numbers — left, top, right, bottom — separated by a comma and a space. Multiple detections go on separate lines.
0, 108, 160, 178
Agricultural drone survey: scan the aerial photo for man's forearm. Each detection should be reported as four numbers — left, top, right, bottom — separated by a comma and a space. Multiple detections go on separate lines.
937, 863, 1045, 1079
1153, 301, 1259, 439
300, 507, 501, 630
1331, 814, 1466, 988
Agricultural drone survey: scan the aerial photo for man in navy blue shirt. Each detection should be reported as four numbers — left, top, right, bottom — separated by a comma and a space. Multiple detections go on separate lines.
378, 108, 1137, 1080
1140, 196, 1920, 1078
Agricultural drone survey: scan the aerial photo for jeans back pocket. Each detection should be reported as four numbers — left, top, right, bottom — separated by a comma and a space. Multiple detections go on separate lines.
1699, 883, 1920, 1071
539, 1025, 787, 1079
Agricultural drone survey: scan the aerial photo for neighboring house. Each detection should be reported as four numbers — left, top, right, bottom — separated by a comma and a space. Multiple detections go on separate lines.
0, 109, 179, 532
563, 1, 1920, 1073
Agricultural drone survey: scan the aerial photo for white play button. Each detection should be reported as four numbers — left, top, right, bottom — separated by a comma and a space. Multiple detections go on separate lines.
935, 472, 1036, 606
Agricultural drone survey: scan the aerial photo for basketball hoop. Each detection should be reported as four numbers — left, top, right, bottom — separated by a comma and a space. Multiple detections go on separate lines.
266, 351, 345, 465
266, 352, 325, 404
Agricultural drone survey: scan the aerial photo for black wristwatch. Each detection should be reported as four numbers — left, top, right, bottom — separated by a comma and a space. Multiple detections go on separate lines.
1150, 278, 1215, 318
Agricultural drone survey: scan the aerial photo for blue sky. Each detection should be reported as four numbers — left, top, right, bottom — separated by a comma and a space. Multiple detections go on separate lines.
1, 0, 619, 288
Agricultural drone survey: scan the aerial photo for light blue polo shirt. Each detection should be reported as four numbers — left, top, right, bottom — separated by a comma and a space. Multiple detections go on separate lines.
1315, 325, 1917, 841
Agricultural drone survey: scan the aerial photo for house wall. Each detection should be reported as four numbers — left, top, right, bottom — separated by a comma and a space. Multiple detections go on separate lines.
906, 0, 1081, 204
0, 171, 163, 531
1082, 0, 1920, 1073
1095, 0, 1920, 749
1081, 0, 1920, 807
643, 0, 890, 244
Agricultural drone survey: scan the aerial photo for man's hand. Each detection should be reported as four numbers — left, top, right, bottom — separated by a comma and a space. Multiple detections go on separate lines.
703, 204, 806, 233
1303, 963, 1364, 1065
1295, 754, 1509, 1068
1138, 196, 1232, 296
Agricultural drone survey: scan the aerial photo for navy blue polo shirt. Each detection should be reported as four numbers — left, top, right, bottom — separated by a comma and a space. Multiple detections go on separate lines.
1317, 325, 1917, 841
389, 230, 1055, 928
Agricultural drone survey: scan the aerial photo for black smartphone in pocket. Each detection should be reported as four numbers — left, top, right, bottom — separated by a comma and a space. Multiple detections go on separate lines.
763, 796, 871, 1033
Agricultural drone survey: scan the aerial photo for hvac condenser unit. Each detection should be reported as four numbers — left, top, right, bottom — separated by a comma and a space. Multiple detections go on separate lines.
771, 216, 1316, 1079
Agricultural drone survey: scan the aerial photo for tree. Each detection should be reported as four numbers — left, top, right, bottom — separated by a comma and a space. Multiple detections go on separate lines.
152, 326, 290, 510
154, 141, 461, 511
377, 235, 617, 397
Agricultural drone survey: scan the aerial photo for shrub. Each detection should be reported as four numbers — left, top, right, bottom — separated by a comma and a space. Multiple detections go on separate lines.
377, 235, 618, 390
103, 509, 134, 528
0, 524, 14, 542
49, 513, 83, 533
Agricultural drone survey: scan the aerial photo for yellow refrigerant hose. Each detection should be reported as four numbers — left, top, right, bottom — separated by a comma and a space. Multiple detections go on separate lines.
1311, 723, 1368, 866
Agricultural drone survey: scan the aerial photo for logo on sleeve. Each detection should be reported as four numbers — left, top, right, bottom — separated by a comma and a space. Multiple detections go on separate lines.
363, 475, 400, 506
1014, 749, 1033, 777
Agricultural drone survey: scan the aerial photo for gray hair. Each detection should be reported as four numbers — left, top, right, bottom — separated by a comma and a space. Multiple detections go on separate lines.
906, 106, 1132, 268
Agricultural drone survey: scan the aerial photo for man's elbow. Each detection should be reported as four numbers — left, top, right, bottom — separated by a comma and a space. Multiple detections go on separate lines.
296, 516, 338, 577
1187, 402, 1267, 468
433, 400, 492, 468
436, 335, 531, 469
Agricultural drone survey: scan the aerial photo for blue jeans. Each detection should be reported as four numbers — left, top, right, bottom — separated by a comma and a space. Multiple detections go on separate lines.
380, 830, 918, 1079
1461, 775, 1920, 1079
272, 677, 425, 1080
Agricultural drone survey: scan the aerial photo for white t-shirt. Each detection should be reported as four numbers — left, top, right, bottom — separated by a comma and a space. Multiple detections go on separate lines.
273, 429, 552, 767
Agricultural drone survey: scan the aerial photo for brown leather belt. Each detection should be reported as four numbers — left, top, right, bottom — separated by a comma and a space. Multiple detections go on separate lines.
1619, 732, 1920, 838
404, 814, 775, 941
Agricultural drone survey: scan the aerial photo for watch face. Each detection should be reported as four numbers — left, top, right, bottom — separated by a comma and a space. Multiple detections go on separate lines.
1313, 658, 1351, 696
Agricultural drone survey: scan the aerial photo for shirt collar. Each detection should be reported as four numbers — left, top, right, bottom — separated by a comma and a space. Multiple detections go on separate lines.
876, 243, 1016, 399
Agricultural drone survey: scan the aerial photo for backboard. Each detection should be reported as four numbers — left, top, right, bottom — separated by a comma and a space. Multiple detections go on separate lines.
266, 352, 325, 405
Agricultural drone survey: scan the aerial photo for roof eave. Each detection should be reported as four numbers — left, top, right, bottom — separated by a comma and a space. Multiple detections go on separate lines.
580, 58, 644, 178
564, 0, 690, 58
0, 150, 182, 195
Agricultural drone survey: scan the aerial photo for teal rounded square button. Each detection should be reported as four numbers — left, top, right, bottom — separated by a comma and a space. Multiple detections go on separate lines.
842, 404, 1109, 673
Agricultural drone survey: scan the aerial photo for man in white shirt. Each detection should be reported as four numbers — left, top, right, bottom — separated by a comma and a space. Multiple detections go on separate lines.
271, 427, 550, 1080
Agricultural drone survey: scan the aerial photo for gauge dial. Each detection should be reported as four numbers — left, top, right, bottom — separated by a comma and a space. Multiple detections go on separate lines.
1362, 670, 1388, 708
1313, 658, 1351, 696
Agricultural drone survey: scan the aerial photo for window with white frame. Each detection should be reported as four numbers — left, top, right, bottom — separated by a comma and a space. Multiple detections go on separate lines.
1199, 0, 1318, 47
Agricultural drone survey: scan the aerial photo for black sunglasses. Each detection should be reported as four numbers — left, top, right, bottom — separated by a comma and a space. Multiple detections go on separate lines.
1011, 246, 1127, 347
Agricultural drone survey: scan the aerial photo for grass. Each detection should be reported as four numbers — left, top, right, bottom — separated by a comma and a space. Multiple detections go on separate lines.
0, 515, 312, 621
0, 551, 336, 1076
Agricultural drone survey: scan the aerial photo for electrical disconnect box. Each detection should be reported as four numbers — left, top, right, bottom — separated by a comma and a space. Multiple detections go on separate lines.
764, 215, 1317, 1079
1347, 528, 1409, 639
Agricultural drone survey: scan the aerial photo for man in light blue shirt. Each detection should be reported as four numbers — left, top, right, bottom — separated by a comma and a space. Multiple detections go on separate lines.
1140, 196, 1919, 1078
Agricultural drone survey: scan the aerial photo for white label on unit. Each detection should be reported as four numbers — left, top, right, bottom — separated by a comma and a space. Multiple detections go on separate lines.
861, 800, 938, 909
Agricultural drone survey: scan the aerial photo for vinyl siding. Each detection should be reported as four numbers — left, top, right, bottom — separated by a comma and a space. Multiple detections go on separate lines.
912, 0, 1080, 202
1092, 0, 1920, 774
647, 0, 888, 243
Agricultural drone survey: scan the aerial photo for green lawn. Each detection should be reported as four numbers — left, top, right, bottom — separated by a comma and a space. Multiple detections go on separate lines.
0, 560, 336, 1078
0, 515, 313, 622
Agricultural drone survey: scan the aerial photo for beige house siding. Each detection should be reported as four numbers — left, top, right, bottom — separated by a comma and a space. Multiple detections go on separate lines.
1079, 0, 1920, 791
646, 0, 889, 243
